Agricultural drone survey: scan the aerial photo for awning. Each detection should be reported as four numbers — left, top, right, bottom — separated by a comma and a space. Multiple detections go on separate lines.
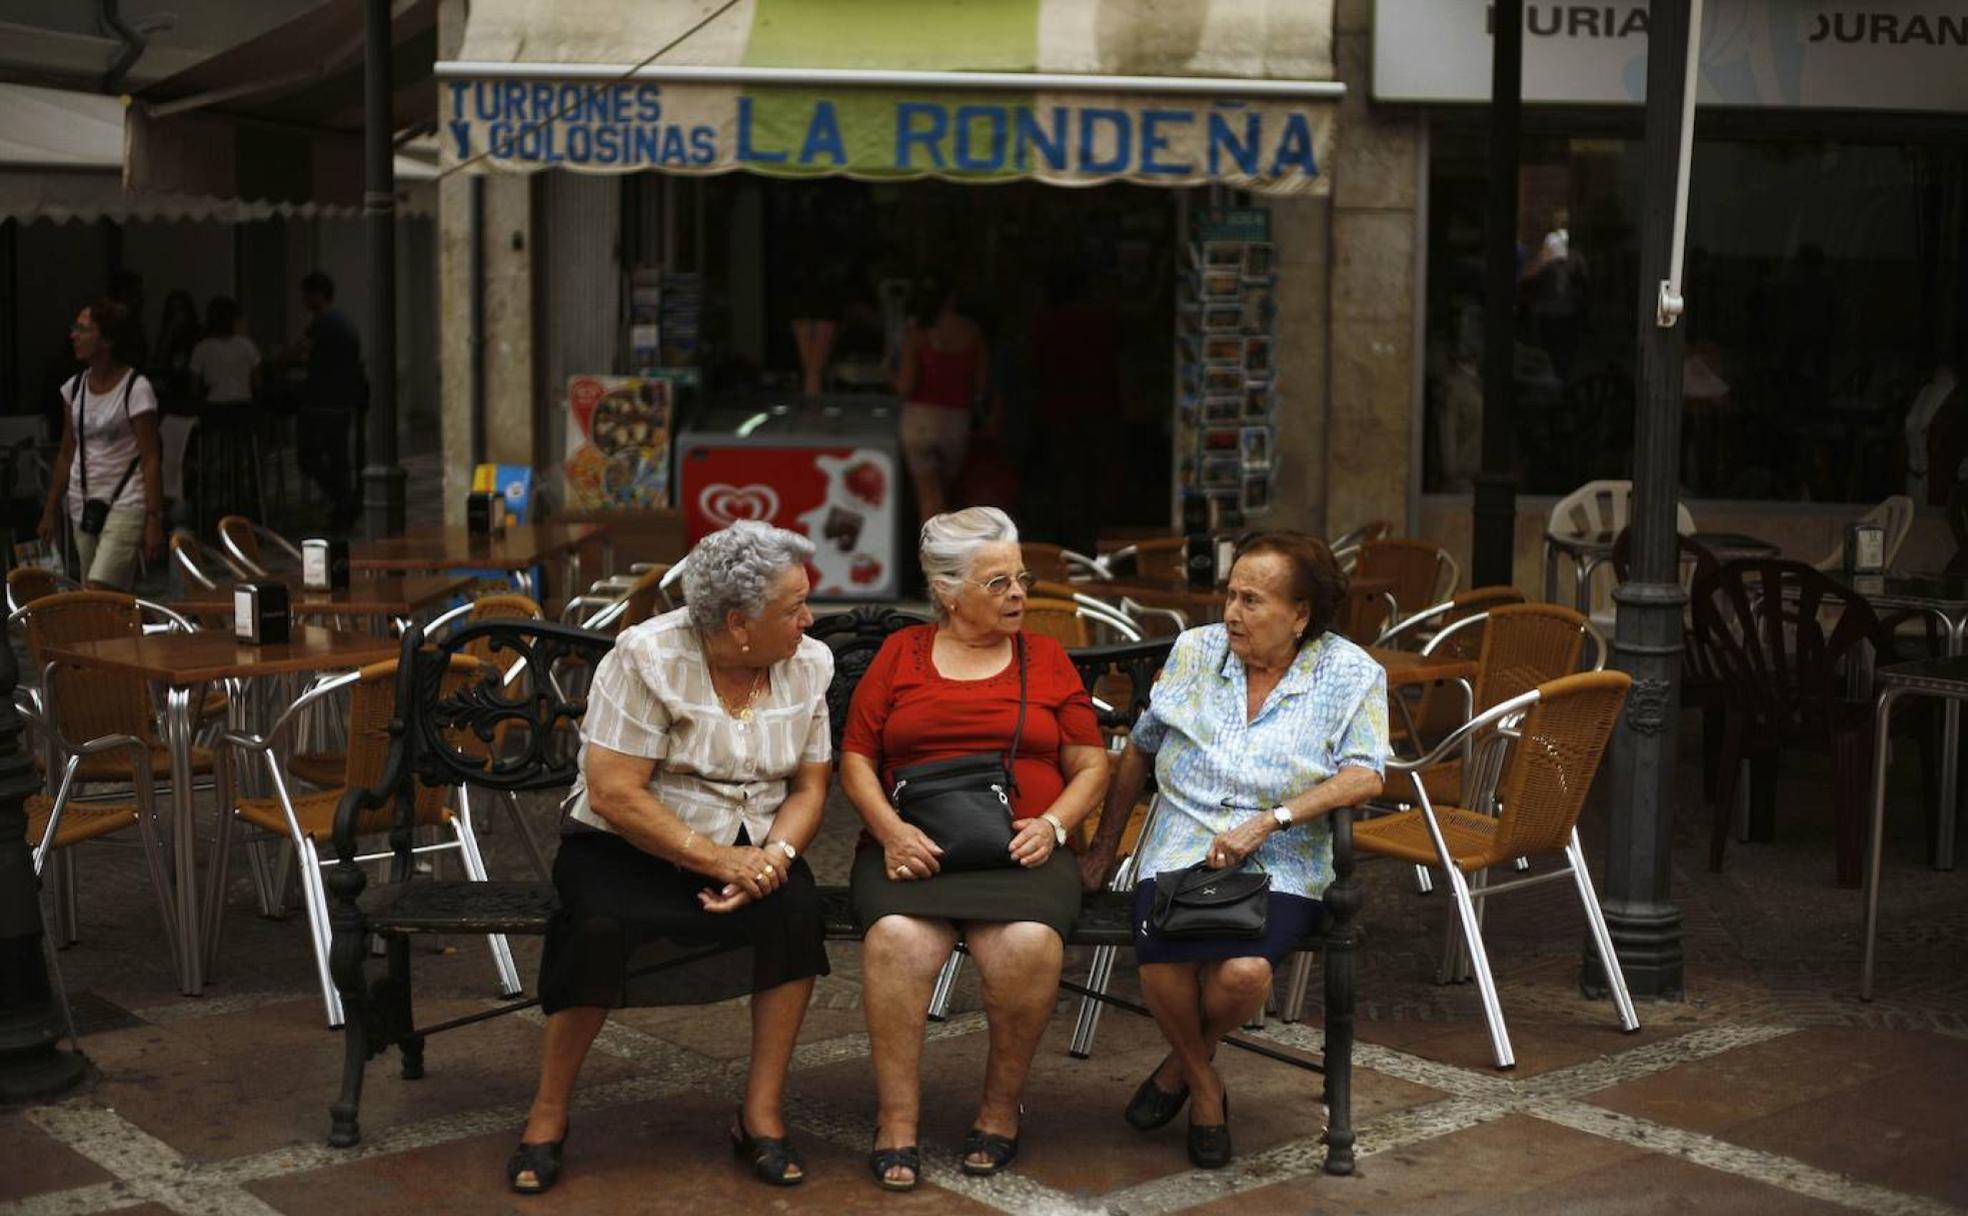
0, 82, 434, 223
125, 0, 437, 210
438, 0, 1342, 196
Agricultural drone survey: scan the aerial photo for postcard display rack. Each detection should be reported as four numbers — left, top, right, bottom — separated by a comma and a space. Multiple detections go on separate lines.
1176, 207, 1275, 526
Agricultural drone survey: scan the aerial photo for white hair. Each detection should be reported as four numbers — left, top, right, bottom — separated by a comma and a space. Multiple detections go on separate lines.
919, 507, 1019, 620
682, 521, 815, 633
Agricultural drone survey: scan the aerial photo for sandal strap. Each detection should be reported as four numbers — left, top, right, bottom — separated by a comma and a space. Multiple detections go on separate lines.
870, 1145, 921, 1175
962, 1128, 1019, 1162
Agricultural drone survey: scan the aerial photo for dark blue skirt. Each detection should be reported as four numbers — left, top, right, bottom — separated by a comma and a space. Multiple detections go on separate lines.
1130, 878, 1326, 966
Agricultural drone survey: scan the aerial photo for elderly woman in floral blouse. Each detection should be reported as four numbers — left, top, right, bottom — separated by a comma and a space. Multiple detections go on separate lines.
1080, 532, 1388, 1171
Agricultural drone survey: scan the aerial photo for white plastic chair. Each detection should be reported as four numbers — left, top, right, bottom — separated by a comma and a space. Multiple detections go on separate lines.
1545, 480, 1695, 624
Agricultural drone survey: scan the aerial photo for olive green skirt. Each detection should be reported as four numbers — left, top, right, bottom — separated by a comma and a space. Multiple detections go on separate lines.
849, 845, 1082, 940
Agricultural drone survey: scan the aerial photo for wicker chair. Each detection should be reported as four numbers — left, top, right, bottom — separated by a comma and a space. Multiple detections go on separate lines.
1356, 670, 1641, 1068
1337, 582, 1400, 646
216, 514, 304, 579
6, 565, 74, 614
563, 561, 681, 631
1356, 538, 1459, 618
169, 532, 223, 591
22, 661, 173, 950
1033, 581, 1186, 638
1021, 596, 1144, 648
208, 655, 520, 1026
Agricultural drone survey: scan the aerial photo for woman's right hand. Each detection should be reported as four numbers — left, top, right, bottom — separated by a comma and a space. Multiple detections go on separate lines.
880, 822, 943, 882
698, 844, 782, 900
1077, 843, 1117, 893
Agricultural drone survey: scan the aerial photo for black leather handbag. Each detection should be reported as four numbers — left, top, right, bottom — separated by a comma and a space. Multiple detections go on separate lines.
888, 635, 1027, 871
1149, 860, 1271, 940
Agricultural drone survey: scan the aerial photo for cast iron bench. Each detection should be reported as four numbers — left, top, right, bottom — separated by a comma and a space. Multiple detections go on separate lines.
322, 608, 1362, 1173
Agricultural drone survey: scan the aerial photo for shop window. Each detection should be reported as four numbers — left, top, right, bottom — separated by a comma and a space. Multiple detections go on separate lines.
1423, 130, 1967, 505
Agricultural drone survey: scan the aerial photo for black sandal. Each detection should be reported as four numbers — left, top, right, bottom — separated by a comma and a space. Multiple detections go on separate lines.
869, 1142, 921, 1191
730, 1108, 804, 1186
960, 1127, 1020, 1176
1124, 1073, 1191, 1131
1187, 1089, 1232, 1170
505, 1124, 568, 1195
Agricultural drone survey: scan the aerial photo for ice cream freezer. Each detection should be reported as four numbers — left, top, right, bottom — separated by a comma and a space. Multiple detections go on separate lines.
676, 395, 903, 601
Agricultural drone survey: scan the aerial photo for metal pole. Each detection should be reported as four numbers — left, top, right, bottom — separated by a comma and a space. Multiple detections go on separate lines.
0, 641, 89, 1100
1470, 0, 1522, 587
361, 0, 406, 539
1596, 0, 1694, 1000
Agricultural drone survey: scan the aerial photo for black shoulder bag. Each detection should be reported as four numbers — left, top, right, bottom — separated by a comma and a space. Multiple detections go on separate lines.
72, 374, 141, 536
1150, 859, 1271, 940
888, 635, 1028, 871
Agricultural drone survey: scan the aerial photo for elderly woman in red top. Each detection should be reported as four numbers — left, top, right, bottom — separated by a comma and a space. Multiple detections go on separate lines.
841, 507, 1110, 1190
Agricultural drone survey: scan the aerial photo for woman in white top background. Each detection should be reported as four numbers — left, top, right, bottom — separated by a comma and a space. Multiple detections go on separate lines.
38, 298, 165, 589
509, 521, 834, 1195
188, 297, 261, 408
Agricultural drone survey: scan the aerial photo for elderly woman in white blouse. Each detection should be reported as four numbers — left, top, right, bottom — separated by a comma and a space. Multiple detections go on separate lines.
508, 522, 833, 1195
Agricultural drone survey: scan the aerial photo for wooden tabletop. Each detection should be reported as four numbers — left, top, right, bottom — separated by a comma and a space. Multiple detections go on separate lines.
43, 625, 403, 685
1368, 646, 1480, 691
351, 523, 610, 572
171, 575, 472, 618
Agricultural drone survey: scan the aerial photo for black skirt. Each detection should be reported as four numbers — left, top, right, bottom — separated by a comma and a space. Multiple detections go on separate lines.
1129, 878, 1326, 966
538, 828, 829, 1015
849, 844, 1081, 941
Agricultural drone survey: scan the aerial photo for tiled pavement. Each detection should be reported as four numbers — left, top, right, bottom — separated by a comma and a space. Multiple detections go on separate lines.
3, 719, 1966, 1214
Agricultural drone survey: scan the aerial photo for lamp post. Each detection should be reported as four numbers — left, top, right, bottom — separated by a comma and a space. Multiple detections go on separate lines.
361, 0, 407, 539
0, 639, 88, 1100
1597, 0, 1698, 1000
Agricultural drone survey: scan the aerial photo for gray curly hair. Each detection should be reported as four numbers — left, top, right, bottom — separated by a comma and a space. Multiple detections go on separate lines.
919, 506, 1020, 620
682, 521, 816, 633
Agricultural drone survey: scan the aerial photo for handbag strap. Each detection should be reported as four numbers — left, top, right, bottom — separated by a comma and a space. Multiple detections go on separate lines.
71, 372, 138, 500
1005, 633, 1028, 795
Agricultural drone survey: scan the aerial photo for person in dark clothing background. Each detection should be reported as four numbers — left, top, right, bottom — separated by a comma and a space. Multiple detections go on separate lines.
277, 271, 365, 531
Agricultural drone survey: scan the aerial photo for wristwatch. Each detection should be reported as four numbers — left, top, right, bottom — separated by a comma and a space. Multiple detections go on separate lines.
1039, 812, 1068, 847
769, 840, 797, 862
1270, 806, 1295, 832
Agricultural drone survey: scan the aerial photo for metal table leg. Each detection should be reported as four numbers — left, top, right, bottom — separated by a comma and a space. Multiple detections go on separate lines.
164, 682, 207, 995
1862, 685, 1904, 1001
1939, 616, 1965, 872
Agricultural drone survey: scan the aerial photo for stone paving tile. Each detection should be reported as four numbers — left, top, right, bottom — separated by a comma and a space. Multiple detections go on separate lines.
0, 1112, 114, 1203
1356, 1016, 1677, 1079
244, 1087, 1000, 1216
77, 996, 634, 1163
1453, 1153, 1859, 1216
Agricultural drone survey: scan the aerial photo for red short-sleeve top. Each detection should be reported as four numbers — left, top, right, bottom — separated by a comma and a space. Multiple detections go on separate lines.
842, 625, 1102, 825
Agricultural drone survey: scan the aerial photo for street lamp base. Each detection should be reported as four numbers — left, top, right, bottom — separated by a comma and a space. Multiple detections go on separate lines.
1590, 901, 1686, 1000
0, 1008, 90, 1104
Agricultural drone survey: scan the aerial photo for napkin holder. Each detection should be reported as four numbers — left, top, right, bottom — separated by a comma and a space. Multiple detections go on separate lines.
301, 537, 350, 591
1844, 521, 1885, 577
234, 581, 290, 645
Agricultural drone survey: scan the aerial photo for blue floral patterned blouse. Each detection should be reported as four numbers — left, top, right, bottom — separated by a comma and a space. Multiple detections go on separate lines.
1130, 624, 1390, 900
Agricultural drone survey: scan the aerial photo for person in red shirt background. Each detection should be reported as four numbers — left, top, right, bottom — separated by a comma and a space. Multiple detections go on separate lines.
840, 506, 1110, 1190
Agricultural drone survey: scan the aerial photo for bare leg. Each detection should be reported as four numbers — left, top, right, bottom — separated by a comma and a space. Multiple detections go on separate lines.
909, 461, 947, 524
1139, 957, 1273, 1125
962, 921, 1063, 1163
737, 975, 815, 1180
516, 1005, 608, 1184
1190, 957, 1272, 1123
862, 914, 959, 1186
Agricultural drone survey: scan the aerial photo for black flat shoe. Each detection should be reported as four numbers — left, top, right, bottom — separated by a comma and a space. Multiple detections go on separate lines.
506, 1123, 568, 1194
870, 1142, 921, 1191
730, 1108, 804, 1186
1124, 1073, 1191, 1132
1187, 1090, 1232, 1170
960, 1126, 1020, 1176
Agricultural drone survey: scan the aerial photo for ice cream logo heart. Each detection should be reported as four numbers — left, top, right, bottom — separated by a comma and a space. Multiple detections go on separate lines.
698, 483, 780, 526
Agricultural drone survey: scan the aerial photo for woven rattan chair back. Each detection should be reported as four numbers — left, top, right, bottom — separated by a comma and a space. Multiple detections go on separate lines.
169, 533, 222, 590
1129, 537, 1188, 581
460, 595, 543, 672
216, 515, 264, 573
1358, 539, 1454, 615
618, 564, 672, 631
1329, 519, 1392, 553
22, 591, 153, 746
1484, 671, 1629, 860
1022, 596, 1090, 647
8, 565, 63, 611
343, 657, 483, 835
1021, 543, 1073, 583
1338, 583, 1395, 645
1475, 603, 1590, 714
1429, 587, 1528, 662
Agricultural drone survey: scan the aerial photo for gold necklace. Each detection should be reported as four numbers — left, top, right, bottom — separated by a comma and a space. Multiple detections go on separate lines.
717, 666, 766, 722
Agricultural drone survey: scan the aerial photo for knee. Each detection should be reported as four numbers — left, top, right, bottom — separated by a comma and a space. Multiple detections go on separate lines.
972, 921, 1062, 974
864, 915, 954, 975
1211, 957, 1274, 1004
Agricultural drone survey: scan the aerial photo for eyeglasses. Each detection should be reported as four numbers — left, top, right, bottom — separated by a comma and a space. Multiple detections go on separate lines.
967, 570, 1036, 597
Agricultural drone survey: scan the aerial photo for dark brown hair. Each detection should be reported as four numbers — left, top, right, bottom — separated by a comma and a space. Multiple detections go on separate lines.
83, 297, 143, 365
1231, 531, 1348, 647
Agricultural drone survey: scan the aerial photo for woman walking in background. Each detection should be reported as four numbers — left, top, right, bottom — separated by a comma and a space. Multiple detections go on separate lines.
894, 275, 987, 523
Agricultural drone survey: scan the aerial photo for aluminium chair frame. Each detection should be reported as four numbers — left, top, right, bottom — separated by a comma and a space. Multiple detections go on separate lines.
217, 517, 305, 580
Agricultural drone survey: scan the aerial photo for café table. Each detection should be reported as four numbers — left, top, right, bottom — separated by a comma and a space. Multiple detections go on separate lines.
42, 626, 404, 996
1543, 529, 1781, 612
1852, 571, 1968, 871
1862, 655, 1968, 999
350, 523, 612, 600
171, 574, 472, 635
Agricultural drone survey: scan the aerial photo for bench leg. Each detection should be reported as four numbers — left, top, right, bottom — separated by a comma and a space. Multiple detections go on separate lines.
927, 947, 964, 1021
329, 1009, 369, 1148
1068, 944, 1118, 1059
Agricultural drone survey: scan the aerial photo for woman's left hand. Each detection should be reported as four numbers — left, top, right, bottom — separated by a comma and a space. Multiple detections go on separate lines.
1204, 815, 1273, 870
1008, 817, 1057, 869
142, 515, 165, 563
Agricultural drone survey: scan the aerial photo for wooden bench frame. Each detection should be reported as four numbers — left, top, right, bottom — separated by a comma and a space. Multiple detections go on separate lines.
323, 609, 1362, 1175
